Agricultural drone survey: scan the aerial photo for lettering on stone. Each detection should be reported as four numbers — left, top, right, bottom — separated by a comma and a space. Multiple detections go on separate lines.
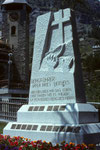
46, 126, 53, 131
32, 125, 38, 130
47, 106, 53, 111
21, 125, 27, 130
66, 126, 73, 132
40, 125, 47, 131
28, 106, 34, 111
53, 106, 59, 111
16, 124, 21, 130
73, 126, 81, 133
39, 106, 45, 111
53, 126, 60, 132
26, 125, 32, 130
11, 124, 16, 129
33, 106, 39, 111
59, 126, 66, 132
59, 105, 66, 111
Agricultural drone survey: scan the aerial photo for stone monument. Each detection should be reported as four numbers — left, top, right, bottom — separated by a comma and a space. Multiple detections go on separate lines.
4, 8, 100, 144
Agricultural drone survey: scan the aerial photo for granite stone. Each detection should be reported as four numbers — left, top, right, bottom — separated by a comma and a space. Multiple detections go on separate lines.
29, 9, 86, 104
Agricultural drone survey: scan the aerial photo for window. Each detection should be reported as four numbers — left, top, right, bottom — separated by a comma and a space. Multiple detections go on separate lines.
11, 26, 16, 36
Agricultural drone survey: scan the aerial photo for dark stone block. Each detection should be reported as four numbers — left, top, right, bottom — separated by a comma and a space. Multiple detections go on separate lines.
59, 105, 66, 111
46, 126, 53, 131
33, 106, 39, 111
26, 125, 32, 130
59, 126, 66, 132
11, 124, 16, 129
21, 125, 27, 130
40, 125, 46, 131
39, 106, 45, 111
73, 126, 81, 133
16, 124, 21, 129
53, 126, 60, 132
47, 106, 53, 111
66, 126, 73, 132
28, 106, 34, 111
32, 125, 38, 130
53, 106, 59, 111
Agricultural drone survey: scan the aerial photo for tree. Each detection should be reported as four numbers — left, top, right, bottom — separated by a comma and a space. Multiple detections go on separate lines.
61, 0, 89, 10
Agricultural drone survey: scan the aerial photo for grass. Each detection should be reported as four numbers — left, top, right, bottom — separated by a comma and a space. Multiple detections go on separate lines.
0, 122, 7, 134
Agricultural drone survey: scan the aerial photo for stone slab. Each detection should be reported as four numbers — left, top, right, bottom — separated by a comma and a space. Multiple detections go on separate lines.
29, 8, 86, 104
3, 122, 100, 144
17, 103, 99, 124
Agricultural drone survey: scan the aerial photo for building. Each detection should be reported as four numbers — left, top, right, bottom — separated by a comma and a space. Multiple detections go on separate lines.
0, 0, 32, 101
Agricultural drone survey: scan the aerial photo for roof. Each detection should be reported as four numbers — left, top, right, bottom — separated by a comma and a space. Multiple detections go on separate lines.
3, 0, 28, 5
2, 0, 32, 11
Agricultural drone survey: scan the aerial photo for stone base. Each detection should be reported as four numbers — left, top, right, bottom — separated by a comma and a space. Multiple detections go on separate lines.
3, 103, 100, 144
17, 103, 99, 124
3, 122, 100, 144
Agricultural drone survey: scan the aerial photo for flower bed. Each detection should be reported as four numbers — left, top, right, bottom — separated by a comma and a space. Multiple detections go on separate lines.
0, 134, 96, 150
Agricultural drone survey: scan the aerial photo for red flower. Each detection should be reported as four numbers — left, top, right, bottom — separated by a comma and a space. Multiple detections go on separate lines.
14, 141, 18, 146
65, 143, 69, 147
10, 142, 14, 146
25, 143, 28, 147
19, 145, 24, 150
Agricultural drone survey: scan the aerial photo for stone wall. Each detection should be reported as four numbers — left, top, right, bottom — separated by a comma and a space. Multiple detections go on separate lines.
17, 9, 29, 83
2, 6, 30, 85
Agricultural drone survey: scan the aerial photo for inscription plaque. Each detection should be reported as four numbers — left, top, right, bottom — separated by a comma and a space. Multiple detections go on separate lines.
53, 126, 60, 132
59, 126, 66, 132
11, 124, 16, 129
47, 106, 53, 111
21, 125, 27, 130
66, 126, 73, 132
28, 106, 34, 111
59, 105, 66, 111
16, 124, 21, 129
53, 106, 59, 111
32, 125, 38, 130
39, 106, 45, 111
33, 106, 39, 111
40, 125, 47, 131
27, 125, 32, 130
46, 126, 53, 131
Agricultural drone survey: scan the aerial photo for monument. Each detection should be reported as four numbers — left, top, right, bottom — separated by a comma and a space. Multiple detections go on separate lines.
4, 8, 100, 144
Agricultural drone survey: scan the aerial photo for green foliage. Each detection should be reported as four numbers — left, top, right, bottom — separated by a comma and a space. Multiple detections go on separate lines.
82, 54, 100, 102
91, 26, 100, 40
0, 122, 7, 134
61, 0, 89, 10
79, 37, 100, 102
85, 79, 100, 102
83, 54, 100, 72
88, 26, 100, 40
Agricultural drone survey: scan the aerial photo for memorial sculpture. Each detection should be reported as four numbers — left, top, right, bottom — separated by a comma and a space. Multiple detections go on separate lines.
4, 8, 100, 144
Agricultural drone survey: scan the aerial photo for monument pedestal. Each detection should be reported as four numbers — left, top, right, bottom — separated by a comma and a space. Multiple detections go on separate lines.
4, 103, 100, 144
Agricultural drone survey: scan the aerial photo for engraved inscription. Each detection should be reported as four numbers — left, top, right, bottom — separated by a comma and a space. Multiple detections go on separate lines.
16, 124, 21, 129
32, 125, 38, 130
40, 125, 47, 131
21, 125, 27, 130
27, 125, 32, 130
11, 124, 16, 129
30, 75, 75, 103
